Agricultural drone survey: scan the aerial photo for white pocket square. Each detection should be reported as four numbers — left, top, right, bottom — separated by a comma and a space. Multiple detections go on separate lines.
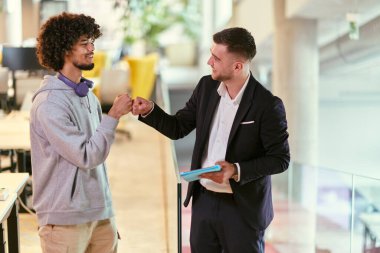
240, 120, 255, 125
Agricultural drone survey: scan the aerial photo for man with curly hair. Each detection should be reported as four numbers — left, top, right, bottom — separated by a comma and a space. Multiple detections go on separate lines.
30, 12, 131, 253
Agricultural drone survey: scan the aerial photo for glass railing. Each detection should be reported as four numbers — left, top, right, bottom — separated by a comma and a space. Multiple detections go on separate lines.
268, 162, 380, 253
155, 73, 182, 253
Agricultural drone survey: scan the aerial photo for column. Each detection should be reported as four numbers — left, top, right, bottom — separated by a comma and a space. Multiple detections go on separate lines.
272, 0, 319, 251
4, 0, 22, 45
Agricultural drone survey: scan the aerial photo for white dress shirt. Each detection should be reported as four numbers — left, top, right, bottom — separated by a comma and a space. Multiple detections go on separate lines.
200, 76, 250, 193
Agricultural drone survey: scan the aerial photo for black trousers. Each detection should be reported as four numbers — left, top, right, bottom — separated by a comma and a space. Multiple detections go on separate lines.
190, 187, 265, 253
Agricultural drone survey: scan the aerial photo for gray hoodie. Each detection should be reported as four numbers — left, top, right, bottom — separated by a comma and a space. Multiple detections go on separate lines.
30, 75, 118, 226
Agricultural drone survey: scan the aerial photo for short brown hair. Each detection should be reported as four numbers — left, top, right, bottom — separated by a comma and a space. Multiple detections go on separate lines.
213, 27, 256, 61
36, 12, 102, 71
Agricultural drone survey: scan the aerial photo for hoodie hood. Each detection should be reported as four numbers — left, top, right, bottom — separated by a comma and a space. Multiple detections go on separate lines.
32, 75, 74, 102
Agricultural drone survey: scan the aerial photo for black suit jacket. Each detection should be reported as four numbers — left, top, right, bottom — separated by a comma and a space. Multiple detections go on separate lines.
139, 74, 290, 230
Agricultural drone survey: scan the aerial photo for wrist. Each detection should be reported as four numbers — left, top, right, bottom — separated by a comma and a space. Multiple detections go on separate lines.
141, 101, 154, 117
108, 109, 122, 120
231, 163, 239, 181
232, 163, 238, 175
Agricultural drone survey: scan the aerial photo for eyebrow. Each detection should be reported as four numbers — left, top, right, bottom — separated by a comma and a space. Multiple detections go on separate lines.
80, 38, 94, 43
210, 49, 221, 61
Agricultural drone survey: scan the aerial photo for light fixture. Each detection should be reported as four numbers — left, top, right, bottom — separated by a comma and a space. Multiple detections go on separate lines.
346, 12, 360, 40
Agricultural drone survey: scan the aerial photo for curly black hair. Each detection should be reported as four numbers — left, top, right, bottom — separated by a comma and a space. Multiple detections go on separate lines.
36, 12, 102, 71
213, 27, 256, 61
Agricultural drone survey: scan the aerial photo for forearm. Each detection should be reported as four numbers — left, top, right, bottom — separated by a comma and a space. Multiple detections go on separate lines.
61, 115, 118, 169
39, 110, 118, 169
138, 103, 195, 140
238, 154, 290, 184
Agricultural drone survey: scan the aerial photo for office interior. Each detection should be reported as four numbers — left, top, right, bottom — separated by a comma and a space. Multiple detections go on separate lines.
1, 0, 380, 252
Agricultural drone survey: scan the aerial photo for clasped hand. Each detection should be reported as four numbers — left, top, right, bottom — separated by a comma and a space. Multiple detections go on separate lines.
199, 161, 237, 183
108, 95, 153, 119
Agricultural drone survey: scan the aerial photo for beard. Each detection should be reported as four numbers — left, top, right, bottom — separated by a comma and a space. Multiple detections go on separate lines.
211, 71, 231, 82
74, 62, 94, 71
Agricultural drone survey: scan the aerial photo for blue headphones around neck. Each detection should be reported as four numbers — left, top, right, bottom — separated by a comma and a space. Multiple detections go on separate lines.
57, 73, 93, 97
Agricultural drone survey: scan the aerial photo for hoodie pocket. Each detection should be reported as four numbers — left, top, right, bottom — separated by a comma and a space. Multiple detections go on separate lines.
70, 168, 90, 209
71, 168, 79, 200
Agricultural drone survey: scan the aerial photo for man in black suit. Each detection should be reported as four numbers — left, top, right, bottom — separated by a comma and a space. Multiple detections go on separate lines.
132, 27, 290, 253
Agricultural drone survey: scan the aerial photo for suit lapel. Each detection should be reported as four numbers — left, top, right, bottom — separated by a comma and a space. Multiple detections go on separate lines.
199, 86, 221, 154
227, 76, 257, 147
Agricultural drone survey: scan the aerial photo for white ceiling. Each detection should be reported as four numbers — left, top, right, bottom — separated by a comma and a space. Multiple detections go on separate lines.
287, 0, 380, 46
235, 0, 380, 69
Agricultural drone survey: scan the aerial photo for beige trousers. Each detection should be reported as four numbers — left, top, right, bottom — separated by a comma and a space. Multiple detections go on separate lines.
38, 218, 118, 253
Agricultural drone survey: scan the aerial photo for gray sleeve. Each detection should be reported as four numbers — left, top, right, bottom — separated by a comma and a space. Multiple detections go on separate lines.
35, 101, 118, 169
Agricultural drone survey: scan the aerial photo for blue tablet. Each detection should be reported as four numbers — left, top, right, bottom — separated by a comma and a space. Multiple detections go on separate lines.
180, 165, 221, 182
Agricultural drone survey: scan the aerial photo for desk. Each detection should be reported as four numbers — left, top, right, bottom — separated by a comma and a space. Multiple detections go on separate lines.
0, 173, 29, 253
0, 111, 30, 174
0, 193, 17, 253
360, 213, 380, 253
0, 111, 30, 150
0, 111, 30, 215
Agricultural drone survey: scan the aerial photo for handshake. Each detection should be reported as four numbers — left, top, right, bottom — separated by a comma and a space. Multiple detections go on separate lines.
108, 94, 153, 120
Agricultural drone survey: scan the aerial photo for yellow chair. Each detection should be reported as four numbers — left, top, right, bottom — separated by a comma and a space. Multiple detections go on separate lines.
83, 51, 107, 78
124, 53, 159, 99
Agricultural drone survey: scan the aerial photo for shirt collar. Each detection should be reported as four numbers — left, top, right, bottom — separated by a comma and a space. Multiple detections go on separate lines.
217, 74, 250, 105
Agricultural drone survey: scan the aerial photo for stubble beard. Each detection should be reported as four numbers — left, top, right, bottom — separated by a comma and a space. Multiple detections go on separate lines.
74, 62, 95, 71
212, 71, 230, 82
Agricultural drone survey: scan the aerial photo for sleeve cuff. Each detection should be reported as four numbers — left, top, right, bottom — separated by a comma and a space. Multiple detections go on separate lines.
100, 114, 119, 131
232, 163, 241, 182
141, 101, 154, 118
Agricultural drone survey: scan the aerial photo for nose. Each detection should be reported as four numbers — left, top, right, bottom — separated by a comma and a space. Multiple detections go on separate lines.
207, 56, 213, 66
87, 43, 95, 52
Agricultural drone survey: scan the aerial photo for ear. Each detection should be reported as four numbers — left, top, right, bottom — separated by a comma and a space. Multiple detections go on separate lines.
234, 62, 243, 71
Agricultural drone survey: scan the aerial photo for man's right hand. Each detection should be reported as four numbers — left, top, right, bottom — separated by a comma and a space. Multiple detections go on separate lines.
132, 97, 153, 116
108, 93, 133, 120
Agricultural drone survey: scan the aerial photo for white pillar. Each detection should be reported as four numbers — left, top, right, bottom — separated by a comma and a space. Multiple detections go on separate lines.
272, 0, 319, 251
4, 0, 22, 45
273, 0, 318, 166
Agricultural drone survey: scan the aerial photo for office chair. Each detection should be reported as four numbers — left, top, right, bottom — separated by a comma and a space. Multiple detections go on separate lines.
124, 53, 159, 99
0, 67, 9, 113
0, 150, 17, 173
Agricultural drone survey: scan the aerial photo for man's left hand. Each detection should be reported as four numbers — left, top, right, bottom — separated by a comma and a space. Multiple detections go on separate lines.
199, 161, 237, 184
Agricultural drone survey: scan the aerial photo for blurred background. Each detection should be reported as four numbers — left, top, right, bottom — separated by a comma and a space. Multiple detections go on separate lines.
1, 0, 380, 252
